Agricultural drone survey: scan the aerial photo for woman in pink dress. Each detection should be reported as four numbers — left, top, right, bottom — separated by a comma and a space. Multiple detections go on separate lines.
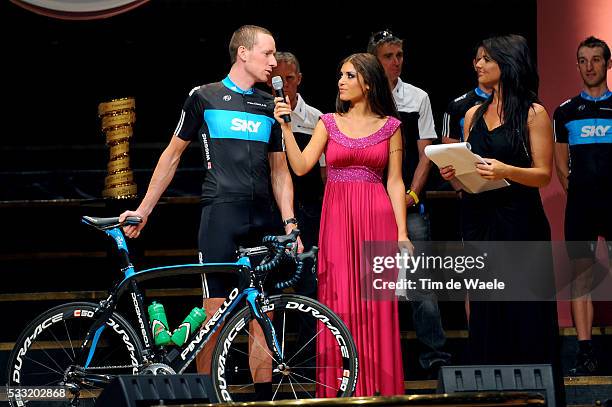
274, 53, 410, 397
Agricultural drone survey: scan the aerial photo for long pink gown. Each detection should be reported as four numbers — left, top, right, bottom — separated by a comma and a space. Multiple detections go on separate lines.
316, 113, 404, 397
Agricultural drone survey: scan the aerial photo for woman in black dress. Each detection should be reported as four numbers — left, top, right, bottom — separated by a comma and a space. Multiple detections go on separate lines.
439, 34, 564, 404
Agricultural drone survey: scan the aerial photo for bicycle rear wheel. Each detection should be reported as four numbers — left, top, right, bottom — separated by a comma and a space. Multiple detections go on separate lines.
6, 302, 144, 406
211, 294, 358, 402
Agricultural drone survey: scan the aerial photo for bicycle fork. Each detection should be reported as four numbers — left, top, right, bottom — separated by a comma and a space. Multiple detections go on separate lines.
244, 289, 285, 369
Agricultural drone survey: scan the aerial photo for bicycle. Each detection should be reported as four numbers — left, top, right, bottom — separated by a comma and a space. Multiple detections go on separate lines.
5, 215, 358, 406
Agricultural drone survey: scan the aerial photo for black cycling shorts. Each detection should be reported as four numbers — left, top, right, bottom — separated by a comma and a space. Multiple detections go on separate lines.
565, 185, 612, 259
198, 200, 281, 298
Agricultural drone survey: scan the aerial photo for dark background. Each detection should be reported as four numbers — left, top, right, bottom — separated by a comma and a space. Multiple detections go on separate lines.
0, 0, 536, 200
5, 3, 612, 390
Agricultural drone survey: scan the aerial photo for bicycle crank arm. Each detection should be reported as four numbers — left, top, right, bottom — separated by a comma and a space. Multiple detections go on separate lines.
69, 371, 115, 385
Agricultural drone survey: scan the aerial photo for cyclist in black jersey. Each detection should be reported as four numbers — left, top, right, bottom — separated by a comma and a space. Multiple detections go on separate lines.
120, 25, 299, 398
553, 36, 612, 376
442, 44, 492, 144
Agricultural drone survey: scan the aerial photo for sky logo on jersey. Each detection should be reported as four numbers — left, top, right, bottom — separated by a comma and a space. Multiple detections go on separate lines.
204, 109, 274, 143
230, 118, 262, 133
566, 119, 612, 145
580, 125, 610, 137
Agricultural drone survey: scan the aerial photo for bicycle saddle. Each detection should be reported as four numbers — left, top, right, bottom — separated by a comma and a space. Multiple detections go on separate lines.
82, 216, 141, 230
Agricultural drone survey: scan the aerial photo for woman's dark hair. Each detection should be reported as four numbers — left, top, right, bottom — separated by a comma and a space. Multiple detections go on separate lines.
335, 53, 399, 119
473, 34, 539, 156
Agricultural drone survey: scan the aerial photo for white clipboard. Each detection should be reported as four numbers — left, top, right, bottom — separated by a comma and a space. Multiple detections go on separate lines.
425, 142, 510, 193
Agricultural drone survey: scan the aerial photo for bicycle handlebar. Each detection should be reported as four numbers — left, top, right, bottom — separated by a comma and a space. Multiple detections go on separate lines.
275, 246, 318, 290
244, 229, 318, 290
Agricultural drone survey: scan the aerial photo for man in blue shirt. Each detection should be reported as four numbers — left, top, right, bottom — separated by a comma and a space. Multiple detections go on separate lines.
554, 36, 612, 376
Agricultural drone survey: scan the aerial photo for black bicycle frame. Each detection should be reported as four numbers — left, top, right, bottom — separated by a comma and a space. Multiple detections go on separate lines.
77, 226, 284, 378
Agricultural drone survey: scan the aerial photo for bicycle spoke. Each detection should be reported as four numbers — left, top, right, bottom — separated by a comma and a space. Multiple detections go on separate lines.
286, 327, 324, 365
281, 311, 286, 359
244, 326, 278, 364
272, 375, 284, 401
236, 382, 255, 392
295, 365, 342, 369
287, 375, 298, 399
48, 325, 75, 364
228, 343, 275, 364
23, 355, 64, 377
292, 353, 317, 368
63, 320, 77, 360
293, 375, 314, 398
37, 347, 67, 377
18, 373, 60, 387
291, 371, 339, 392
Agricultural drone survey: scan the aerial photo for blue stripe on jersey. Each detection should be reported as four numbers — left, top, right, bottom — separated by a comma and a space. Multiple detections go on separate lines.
459, 117, 465, 141
204, 109, 275, 143
566, 118, 612, 145
580, 90, 612, 102
474, 87, 492, 99
222, 75, 254, 95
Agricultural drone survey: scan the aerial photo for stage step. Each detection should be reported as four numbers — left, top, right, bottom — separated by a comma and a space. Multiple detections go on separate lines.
0, 376, 608, 405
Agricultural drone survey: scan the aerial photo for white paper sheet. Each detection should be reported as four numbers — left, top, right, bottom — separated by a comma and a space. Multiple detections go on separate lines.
425, 142, 510, 193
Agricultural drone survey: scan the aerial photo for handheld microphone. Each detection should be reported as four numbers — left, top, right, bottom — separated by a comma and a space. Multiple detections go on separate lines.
271, 76, 291, 123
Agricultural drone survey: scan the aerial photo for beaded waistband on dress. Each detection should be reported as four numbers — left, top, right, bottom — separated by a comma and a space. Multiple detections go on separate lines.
328, 166, 383, 183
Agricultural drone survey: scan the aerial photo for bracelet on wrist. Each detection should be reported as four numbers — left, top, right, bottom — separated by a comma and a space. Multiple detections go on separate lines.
406, 189, 420, 205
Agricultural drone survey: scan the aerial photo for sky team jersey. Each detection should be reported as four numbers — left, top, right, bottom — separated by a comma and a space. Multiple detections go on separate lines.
553, 91, 612, 186
442, 88, 490, 142
174, 76, 283, 204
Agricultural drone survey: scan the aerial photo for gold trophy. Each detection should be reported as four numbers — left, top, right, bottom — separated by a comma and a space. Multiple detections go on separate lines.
98, 97, 138, 199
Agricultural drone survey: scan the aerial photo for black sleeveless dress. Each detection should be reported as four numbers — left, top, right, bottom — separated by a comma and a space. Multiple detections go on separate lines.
462, 117, 565, 404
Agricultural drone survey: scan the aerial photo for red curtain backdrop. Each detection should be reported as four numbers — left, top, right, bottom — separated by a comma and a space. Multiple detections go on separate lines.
538, 0, 612, 327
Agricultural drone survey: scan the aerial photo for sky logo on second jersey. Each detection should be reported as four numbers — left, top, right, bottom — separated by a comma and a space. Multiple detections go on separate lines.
580, 125, 610, 138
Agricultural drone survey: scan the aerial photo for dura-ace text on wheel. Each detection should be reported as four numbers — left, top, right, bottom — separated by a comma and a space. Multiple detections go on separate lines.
212, 294, 358, 402
6, 302, 144, 406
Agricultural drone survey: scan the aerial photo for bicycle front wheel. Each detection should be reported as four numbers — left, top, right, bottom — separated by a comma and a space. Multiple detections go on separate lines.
6, 302, 144, 406
211, 294, 358, 402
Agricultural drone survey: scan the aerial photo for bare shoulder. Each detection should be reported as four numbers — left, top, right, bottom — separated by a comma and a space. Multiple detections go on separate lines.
465, 104, 479, 119
529, 103, 548, 117
313, 117, 330, 139
528, 103, 550, 123
315, 117, 328, 132
464, 105, 479, 126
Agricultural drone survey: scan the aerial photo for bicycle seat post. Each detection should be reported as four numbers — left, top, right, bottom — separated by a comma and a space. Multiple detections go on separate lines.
104, 226, 135, 277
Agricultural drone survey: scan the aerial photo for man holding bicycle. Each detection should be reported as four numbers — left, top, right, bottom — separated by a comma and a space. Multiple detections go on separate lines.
120, 25, 299, 400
